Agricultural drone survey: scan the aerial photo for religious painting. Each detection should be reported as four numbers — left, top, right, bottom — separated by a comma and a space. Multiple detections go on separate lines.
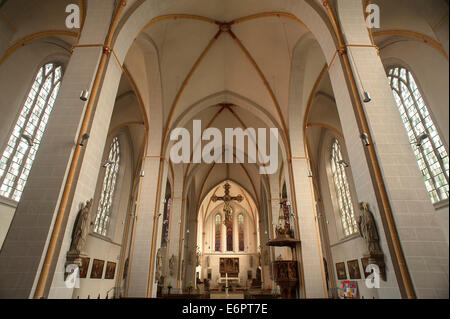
90, 259, 105, 279
341, 281, 358, 299
335, 262, 347, 280
220, 258, 239, 277
105, 261, 116, 280
361, 257, 374, 278
347, 260, 361, 279
79, 257, 90, 279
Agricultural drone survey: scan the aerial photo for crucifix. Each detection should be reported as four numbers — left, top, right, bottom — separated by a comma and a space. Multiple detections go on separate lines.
212, 183, 243, 228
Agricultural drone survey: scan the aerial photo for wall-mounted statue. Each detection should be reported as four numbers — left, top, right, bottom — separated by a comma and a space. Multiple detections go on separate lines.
70, 199, 93, 254
155, 248, 163, 283
169, 255, 177, 277
65, 199, 93, 280
357, 202, 386, 281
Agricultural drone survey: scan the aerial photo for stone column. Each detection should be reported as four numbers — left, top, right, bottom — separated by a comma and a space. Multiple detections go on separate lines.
289, 158, 327, 298
126, 157, 167, 298
164, 165, 183, 291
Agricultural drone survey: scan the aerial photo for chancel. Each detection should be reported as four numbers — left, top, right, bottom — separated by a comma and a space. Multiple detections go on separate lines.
0, 0, 448, 300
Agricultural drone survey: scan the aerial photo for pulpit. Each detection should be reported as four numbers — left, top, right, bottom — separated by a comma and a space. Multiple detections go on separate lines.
266, 200, 301, 299
273, 261, 298, 299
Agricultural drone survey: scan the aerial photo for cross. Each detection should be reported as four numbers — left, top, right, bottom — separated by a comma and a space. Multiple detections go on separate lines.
225, 273, 230, 297
212, 183, 243, 227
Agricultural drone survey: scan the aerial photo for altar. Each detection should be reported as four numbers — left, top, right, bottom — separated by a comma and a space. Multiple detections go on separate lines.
218, 274, 240, 285
219, 258, 239, 277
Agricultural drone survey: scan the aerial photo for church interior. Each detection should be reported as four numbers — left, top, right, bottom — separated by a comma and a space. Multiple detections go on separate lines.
0, 0, 448, 300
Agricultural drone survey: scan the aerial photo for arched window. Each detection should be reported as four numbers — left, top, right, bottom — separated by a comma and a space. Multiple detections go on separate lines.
331, 139, 358, 236
238, 214, 244, 252
94, 137, 120, 236
162, 197, 172, 246
215, 214, 221, 252
0, 63, 63, 201
388, 67, 449, 203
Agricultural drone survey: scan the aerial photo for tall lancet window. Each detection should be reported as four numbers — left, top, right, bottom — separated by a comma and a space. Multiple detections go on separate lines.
238, 214, 244, 252
215, 214, 221, 252
226, 218, 233, 252
0, 63, 62, 201
162, 197, 172, 246
331, 140, 358, 236
94, 137, 120, 236
388, 67, 449, 203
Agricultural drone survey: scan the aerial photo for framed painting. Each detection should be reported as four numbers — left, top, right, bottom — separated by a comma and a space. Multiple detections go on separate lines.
90, 259, 105, 279
105, 261, 117, 280
361, 257, 373, 278
79, 257, 90, 279
347, 260, 362, 279
335, 262, 347, 280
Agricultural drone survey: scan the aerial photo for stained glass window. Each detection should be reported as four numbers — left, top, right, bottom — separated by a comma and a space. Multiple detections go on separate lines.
162, 198, 172, 245
388, 67, 449, 203
0, 63, 63, 201
226, 223, 233, 251
238, 214, 244, 252
331, 140, 358, 236
94, 137, 120, 236
215, 214, 221, 252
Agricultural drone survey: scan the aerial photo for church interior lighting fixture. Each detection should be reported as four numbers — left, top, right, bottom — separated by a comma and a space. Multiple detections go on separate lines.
21, 134, 34, 147
79, 133, 90, 146
80, 89, 90, 101
414, 133, 429, 147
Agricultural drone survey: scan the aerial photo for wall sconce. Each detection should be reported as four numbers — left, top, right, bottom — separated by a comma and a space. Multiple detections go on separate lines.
307, 170, 313, 178
21, 134, 34, 147
79, 133, 90, 146
80, 90, 90, 101
101, 161, 114, 168
413, 133, 429, 147
361, 133, 370, 146
338, 160, 349, 168
140, 170, 145, 177
362, 91, 372, 103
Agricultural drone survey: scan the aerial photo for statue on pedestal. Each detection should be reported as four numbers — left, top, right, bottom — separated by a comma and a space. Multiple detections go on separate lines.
357, 202, 386, 281
155, 248, 163, 284
65, 199, 93, 280
169, 255, 177, 277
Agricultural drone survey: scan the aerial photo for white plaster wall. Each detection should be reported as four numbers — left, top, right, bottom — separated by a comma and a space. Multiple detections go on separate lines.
0, 199, 16, 250
435, 203, 449, 244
